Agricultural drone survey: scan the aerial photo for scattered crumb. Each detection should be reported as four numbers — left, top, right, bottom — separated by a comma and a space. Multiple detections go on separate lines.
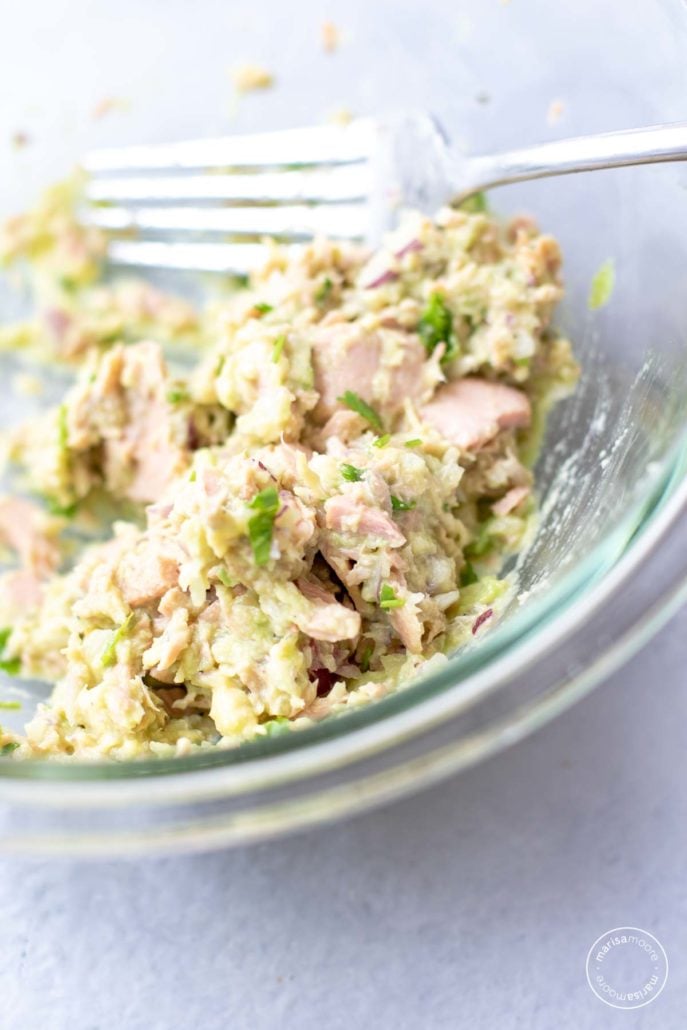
321, 20, 340, 52
546, 99, 565, 126
230, 63, 274, 94
92, 96, 131, 121
11, 372, 44, 399
327, 107, 354, 127
11, 131, 31, 150
475, 90, 491, 105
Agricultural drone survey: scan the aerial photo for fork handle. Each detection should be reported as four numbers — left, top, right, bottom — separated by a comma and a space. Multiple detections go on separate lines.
456, 122, 687, 200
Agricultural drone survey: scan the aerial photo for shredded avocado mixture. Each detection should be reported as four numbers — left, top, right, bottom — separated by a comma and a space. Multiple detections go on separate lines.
0, 184, 578, 760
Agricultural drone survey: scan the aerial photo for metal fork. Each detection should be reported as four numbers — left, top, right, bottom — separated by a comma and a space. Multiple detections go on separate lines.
82, 113, 687, 275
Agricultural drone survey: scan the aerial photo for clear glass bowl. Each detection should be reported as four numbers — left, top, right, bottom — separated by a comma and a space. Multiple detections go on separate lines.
1, 0, 687, 854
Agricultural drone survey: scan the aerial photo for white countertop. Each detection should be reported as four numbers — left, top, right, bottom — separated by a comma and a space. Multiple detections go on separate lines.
1, 608, 685, 1029
1, 1, 685, 1025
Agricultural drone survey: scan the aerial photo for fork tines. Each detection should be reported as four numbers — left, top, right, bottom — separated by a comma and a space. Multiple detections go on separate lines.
81, 119, 377, 274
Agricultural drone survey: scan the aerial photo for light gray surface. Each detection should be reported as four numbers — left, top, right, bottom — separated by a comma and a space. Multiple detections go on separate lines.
1, 606, 685, 1030
1, 1, 686, 1026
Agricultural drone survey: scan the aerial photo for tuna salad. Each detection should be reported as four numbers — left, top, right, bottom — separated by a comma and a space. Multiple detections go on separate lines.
0, 186, 577, 759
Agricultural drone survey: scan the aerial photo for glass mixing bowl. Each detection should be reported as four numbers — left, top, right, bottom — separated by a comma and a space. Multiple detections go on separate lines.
1, 0, 687, 854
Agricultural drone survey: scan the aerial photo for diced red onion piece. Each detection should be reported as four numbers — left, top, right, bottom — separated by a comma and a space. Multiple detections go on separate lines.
394, 238, 423, 259
363, 268, 399, 289
472, 608, 494, 635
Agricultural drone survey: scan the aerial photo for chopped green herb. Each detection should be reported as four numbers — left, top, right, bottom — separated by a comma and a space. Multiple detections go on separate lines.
233, 273, 250, 288
166, 386, 189, 405
459, 191, 488, 214
101, 613, 135, 668
0, 742, 19, 756
373, 434, 391, 449
271, 334, 286, 363
460, 562, 478, 587
341, 463, 364, 483
315, 276, 333, 305
57, 403, 69, 452
379, 583, 405, 610
0, 701, 21, 710
390, 495, 416, 513
247, 486, 280, 566
0, 629, 20, 676
404, 438, 422, 448
59, 276, 78, 294
418, 292, 458, 363
252, 302, 273, 316
45, 497, 77, 518
359, 643, 373, 673
216, 568, 235, 588
338, 390, 383, 431
465, 523, 493, 558
588, 259, 615, 310
189, 469, 197, 482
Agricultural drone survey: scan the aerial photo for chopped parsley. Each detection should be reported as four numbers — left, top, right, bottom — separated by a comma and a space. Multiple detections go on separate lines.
341, 463, 364, 483
338, 390, 383, 431
0, 742, 19, 756
45, 497, 78, 518
404, 438, 422, 448
459, 191, 488, 214
373, 434, 391, 449
418, 292, 458, 363
359, 643, 373, 673
251, 302, 273, 317
57, 403, 69, 453
0, 701, 21, 710
465, 523, 493, 559
390, 495, 416, 513
588, 259, 615, 310
271, 334, 286, 363
216, 568, 235, 588
166, 386, 189, 405
315, 276, 333, 305
101, 613, 135, 668
379, 584, 405, 610
247, 486, 280, 566
0, 629, 20, 676
460, 562, 479, 587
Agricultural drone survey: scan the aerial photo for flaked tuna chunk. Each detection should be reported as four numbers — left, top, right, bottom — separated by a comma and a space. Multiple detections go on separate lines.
295, 578, 361, 643
389, 600, 424, 654
310, 323, 429, 423
421, 377, 531, 451
0, 497, 60, 576
117, 545, 181, 608
492, 484, 530, 517
325, 494, 406, 547
68, 341, 189, 504
0, 568, 44, 616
